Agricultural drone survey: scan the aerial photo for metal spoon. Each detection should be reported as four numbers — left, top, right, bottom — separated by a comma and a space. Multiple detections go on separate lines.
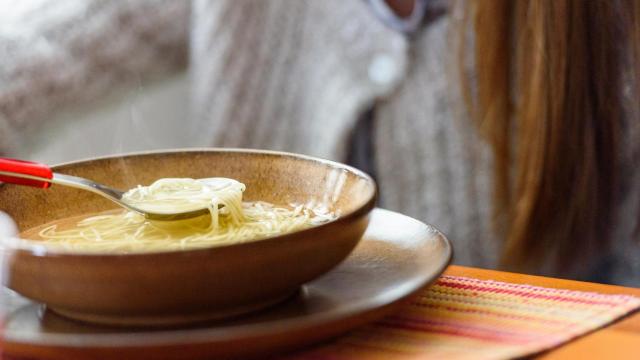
0, 158, 209, 221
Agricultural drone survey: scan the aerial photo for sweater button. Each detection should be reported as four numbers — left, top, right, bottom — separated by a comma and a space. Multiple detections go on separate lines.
368, 54, 399, 86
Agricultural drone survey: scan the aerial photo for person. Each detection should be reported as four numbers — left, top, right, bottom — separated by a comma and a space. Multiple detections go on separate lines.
0, 0, 638, 284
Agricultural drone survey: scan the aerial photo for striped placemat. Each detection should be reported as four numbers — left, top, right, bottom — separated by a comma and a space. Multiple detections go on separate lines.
292, 275, 640, 359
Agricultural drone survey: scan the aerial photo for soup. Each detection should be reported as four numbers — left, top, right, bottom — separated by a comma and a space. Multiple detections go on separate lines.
19, 178, 336, 253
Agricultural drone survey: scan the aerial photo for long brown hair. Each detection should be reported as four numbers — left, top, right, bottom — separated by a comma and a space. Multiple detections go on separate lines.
460, 0, 640, 272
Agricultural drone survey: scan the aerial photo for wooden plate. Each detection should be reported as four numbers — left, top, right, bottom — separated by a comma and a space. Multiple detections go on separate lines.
1, 208, 452, 360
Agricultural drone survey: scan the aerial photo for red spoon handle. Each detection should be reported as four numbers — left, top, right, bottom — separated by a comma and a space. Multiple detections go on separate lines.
0, 158, 53, 189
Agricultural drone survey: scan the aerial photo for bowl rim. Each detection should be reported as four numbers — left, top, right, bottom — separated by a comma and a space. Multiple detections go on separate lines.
6, 148, 378, 259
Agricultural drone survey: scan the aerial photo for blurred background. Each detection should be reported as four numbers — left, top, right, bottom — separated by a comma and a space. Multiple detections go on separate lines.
1, 0, 193, 163
1, 0, 640, 285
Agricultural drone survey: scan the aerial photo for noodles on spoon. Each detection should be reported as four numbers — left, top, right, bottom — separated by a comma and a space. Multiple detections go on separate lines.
29, 178, 336, 253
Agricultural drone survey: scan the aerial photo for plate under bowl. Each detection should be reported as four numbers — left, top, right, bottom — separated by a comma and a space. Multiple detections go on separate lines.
0, 149, 376, 326
1, 208, 452, 360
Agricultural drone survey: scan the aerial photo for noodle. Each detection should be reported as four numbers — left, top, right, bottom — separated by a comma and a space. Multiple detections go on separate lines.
28, 178, 336, 253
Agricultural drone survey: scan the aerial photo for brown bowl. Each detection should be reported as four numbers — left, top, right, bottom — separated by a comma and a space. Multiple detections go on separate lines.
0, 149, 376, 326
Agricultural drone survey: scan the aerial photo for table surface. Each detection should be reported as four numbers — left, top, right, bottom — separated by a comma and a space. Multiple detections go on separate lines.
2, 265, 637, 360
444, 265, 640, 359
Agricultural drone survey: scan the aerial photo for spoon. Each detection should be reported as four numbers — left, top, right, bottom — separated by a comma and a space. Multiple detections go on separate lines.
0, 158, 210, 221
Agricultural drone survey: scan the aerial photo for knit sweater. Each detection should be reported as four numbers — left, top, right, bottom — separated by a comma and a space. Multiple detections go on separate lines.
190, 0, 640, 283
1, 0, 639, 285
0, 0, 188, 152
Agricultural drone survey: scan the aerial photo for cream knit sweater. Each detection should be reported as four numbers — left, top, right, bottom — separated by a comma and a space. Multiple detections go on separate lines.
1, 0, 639, 285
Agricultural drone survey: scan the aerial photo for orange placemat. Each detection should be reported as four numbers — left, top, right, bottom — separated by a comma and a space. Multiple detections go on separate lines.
291, 275, 640, 360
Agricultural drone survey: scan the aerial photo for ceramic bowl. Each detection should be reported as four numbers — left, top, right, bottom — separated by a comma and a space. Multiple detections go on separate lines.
0, 149, 376, 326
